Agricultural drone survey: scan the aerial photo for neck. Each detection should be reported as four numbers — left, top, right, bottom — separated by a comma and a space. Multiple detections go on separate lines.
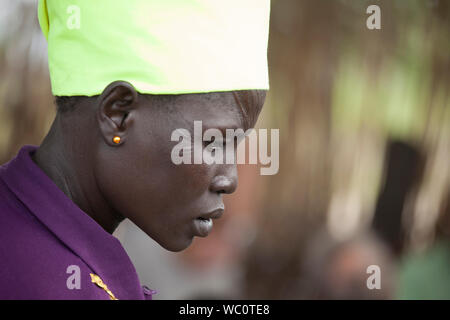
32, 115, 124, 233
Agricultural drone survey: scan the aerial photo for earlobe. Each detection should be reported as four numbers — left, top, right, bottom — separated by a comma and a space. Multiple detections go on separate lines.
97, 81, 138, 147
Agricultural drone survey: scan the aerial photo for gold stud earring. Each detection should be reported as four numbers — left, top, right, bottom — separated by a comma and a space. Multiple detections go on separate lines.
113, 136, 121, 144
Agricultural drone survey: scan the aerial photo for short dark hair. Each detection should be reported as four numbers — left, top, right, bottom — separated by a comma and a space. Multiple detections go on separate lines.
55, 94, 178, 114
55, 90, 266, 123
55, 96, 83, 113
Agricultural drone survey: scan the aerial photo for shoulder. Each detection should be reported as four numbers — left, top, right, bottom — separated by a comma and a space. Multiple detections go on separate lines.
0, 180, 109, 300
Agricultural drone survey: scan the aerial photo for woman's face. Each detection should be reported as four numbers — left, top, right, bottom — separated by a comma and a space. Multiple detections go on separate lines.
95, 91, 264, 251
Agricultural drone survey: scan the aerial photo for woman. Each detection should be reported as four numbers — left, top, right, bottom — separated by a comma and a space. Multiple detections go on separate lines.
0, 0, 270, 299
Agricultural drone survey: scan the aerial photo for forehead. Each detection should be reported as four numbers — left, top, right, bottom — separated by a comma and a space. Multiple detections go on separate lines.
232, 90, 266, 129
157, 92, 240, 130
158, 90, 265, 130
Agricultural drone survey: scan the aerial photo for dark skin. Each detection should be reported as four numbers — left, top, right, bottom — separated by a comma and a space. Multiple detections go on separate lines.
33, 81, 266, 252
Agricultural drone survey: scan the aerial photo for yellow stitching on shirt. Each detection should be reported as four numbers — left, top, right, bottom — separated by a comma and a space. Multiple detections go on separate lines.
90, 273, 118, 300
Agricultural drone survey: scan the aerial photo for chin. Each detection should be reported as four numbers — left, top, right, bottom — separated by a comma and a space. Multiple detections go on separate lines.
154, 235, 194, 252
137, 221, 195, 252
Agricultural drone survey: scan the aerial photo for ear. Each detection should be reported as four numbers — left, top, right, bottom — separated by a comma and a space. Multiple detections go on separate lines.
97, 81, 139, 146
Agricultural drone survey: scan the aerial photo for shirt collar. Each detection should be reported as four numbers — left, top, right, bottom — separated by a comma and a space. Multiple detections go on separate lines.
1, 145, 152, 299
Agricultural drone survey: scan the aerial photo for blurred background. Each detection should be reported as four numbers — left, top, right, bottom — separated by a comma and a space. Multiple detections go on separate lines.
1, 0, 449, 299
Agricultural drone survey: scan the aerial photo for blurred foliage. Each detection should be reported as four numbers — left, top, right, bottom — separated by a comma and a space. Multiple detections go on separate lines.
245, 0, 449, 298
0, 0, 448, 299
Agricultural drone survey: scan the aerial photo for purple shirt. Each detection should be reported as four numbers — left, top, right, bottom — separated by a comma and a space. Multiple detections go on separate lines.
0, 146, 155, 300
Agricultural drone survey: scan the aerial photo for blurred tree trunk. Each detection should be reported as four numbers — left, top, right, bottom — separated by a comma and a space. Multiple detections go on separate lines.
0, 2, 52, 164
244, 0, 339, 299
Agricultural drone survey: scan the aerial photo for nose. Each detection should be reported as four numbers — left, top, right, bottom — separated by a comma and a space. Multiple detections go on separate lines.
209, 165, 238, 195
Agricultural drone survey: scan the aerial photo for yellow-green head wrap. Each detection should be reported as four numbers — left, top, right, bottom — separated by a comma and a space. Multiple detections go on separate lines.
38, 0, 270, 96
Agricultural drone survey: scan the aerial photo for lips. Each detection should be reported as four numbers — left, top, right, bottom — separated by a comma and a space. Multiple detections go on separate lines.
197, 207, 224, 220
192, 207, 224, 237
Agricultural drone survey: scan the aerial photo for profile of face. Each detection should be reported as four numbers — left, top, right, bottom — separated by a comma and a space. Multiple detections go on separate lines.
93, 82, 266, 251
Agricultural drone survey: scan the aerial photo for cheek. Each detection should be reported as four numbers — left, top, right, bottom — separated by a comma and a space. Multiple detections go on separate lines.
95, 116, 219, 250
131, 128, 213, 203
96, 140, 213, 220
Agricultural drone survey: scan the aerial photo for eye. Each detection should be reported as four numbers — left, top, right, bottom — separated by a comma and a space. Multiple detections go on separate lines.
203, 138, 226, 152
203, 137, 211, 148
